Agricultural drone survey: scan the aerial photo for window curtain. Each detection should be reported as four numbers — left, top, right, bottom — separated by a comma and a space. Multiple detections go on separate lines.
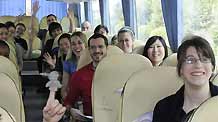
84, 0, 93, 25
69, 3, 81, 27
0, 0, 26, 16
99, 0, 110, 29
161, 0, 183, 52
33, 0, 67, 21
121, 0, 137, 37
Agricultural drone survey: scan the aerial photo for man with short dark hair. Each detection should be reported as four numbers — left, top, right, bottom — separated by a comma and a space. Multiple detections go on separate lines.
64, 33, 108, 117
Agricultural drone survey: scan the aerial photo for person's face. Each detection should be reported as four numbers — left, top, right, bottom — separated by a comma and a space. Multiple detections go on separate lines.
51, 28, 62, 38
82, 22, 91, 31
47, 16, 57, 25
71, 36, 85, 58
8, 27, 15, 37
15, 25, 25, 37
98, 28, 107, 36
0, 47, 9, 58
147, 40, 165, 66
0, 28, 8, 41
59, 38, 71, 54
118, 32, 133, 53
89, 37, 107, 64
180, 46, 213, 88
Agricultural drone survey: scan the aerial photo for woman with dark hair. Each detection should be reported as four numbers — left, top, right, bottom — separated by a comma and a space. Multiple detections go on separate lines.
94, 24, 109, 36
43, 33, 71, 72
152, 35, 218, 122
143, 36, 168, 66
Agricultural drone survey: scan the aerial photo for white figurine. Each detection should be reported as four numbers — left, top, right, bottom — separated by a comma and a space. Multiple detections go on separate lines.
45, 71, 62, 104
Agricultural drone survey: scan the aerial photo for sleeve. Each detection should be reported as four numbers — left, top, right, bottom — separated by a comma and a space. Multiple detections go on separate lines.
63, 72, 80, 107
63, 61, 70, 73
152, 100, 166, 122
15, 44, 24, 71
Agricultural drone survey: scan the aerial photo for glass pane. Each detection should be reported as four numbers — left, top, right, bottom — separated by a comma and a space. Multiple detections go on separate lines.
92, 0, 101, 29
0, 0, 26, 16
183, 0, 218, 55
109, 0, 124, 36
136, 0, 168, 46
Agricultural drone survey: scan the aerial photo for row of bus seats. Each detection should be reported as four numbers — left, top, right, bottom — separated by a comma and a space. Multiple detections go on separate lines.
0, 56, 25, 122
0, 16, 41, 59
76, 44, 218, 122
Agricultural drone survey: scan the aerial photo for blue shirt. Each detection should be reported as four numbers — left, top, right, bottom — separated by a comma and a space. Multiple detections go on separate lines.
63, 60, 77, 74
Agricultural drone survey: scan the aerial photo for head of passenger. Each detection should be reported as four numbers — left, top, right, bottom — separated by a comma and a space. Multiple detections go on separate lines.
71, 31, 87, 59
177, 35, 215, 86
47, 14, 57, 26
143, 36, 168, 66
58, 33, 71, 55
5, 21, 15, 37
111, 34, 118, 45
15, 23, 26, 37
81, 21, 91, 32
88, 33, 108, 66
0, 40, 10, 58
48, 22, 62, 39
0, 23, 8, 41
94, 25, 109, 36
117, 26, 134, 53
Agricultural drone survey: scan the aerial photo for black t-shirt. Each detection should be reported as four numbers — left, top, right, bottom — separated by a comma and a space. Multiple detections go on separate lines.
43, 39, 55, 56
152, 82, 218, 122
14, 37, 28, 51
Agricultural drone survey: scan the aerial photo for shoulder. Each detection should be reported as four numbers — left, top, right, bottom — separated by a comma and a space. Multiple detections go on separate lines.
154, 94, 176, 112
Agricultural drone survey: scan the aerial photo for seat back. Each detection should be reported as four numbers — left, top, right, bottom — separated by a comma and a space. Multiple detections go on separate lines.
0, 56, 21, 92
92, 54, 153, 122
77, 45, 123, 70
0, 106, 16, 122
0, 73, 24, 122
187, 96, 218, 122
121, 67, 183, 122
0, 16, 16, 23
132, 45, 144, 55
39, 16, 48, 30
162, 53, 177, 67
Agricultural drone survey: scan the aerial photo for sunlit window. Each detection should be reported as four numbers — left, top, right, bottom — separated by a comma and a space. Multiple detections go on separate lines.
183, 0, 218, 55
136, 0, 168, 45
109, 0, 124, 36
92, 0, 101, 28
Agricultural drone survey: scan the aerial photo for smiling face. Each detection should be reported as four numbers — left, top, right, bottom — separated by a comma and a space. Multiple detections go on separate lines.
118, 32, 133, 53
147, 39, 165, 66
89, 37, 107, 64
59, 37, 71, 54
180, 46, 213, 88
71, 36, 85, 58
0, 27, 8, 41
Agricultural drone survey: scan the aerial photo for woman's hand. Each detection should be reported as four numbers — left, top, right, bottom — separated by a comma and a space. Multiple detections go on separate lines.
43, 53, 56, 69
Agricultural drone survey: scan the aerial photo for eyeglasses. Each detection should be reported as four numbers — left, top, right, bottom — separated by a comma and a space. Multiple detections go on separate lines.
184, 56, 211, 64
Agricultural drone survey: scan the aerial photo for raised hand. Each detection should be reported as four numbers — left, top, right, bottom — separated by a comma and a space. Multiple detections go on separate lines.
67, 8, 74, 19
32, 0, 40, 16
43, 53, 56, 69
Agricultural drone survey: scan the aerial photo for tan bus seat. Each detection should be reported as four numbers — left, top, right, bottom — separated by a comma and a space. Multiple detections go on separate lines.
162, 53, 177, 67
187, 96, 218, 122
0, 106, 16, 122
92, 54, 153, 122
121, 67, 183, 122
0, 73, 24, 122
0, 56, 21, 92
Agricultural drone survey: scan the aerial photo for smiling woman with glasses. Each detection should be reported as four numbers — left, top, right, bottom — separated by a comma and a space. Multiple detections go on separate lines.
152, 35, 218, 122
